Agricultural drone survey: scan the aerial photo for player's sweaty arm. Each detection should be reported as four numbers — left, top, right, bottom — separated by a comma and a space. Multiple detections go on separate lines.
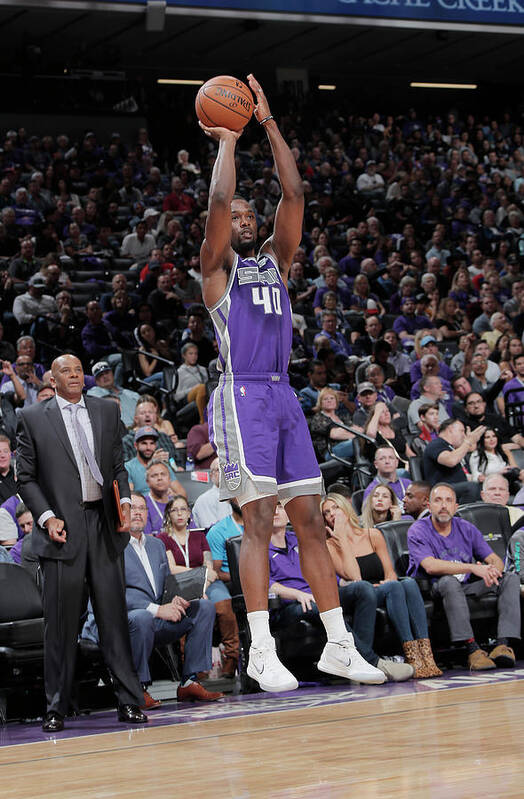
200, 127, 241, 275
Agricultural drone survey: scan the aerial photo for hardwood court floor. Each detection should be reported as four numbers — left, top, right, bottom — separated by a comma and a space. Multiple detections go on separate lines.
2, 678, 524, 799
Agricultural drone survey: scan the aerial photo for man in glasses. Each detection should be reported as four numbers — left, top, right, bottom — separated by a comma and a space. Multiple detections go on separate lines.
0, 355, 41, 409
458, 392, 524, 451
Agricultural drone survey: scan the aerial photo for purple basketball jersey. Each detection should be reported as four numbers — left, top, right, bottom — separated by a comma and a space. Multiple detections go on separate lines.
208, 251, 292, 374
206, 249, 322, 502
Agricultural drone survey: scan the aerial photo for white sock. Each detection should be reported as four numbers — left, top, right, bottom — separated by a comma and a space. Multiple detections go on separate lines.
320, 607, 353, 644
247, 610, 272, 648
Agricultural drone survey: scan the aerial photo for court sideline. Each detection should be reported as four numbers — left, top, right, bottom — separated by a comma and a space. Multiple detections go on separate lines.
1, 669, 524, 798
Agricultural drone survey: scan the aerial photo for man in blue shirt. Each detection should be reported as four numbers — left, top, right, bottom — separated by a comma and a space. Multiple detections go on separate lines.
125, 426, 180, 495
314, 311, 351, 357
87, 361, 140, 427
298, 360, 340, 415
207, 498, 244, 584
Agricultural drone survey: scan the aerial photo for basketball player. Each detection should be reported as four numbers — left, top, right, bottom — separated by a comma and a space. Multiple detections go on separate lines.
199, 73, 384, 691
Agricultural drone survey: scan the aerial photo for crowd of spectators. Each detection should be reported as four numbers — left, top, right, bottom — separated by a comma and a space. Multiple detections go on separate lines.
1, 104, 524, 697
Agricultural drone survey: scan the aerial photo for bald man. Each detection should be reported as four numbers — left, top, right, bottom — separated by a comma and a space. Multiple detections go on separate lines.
16, 355, 146, 731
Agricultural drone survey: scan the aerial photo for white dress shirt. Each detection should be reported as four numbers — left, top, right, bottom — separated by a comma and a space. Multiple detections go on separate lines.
57, 393, 102, 502
129, 533, 159, 616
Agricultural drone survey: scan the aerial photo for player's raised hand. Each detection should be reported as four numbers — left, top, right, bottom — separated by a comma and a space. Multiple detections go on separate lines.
247, 73, 271, 123
198, 121, 243, 142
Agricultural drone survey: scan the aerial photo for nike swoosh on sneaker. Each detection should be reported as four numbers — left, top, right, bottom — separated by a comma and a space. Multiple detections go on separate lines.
335, 650, 352, 667
252, 661, 264, 675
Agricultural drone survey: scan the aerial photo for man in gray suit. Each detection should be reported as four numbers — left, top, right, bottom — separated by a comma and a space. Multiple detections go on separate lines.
83, 492, 222, 707
16, 354, 147, 732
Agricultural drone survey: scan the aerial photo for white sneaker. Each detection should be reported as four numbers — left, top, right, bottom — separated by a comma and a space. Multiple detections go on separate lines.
377, 658, 414, 682
247, 639, 299, 693
318, 638, 386, 684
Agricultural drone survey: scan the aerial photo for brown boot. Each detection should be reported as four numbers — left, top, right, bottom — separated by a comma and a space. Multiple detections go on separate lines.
402, 640, 425, 678
215, 599, 240, 671
416, 638, 443, 678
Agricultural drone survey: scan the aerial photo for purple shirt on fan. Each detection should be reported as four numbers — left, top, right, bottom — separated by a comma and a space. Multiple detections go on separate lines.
502, 377, 524, 425
410, 359, 454, 385
363, 476, 411, 503
143, 495, 169, 536
313, 284, 352, 310
393, 314, 433, 338
407, 516, 493, 581
269, 530, 312, 599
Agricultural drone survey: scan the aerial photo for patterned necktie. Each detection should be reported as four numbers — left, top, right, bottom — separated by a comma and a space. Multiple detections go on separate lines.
67, 403, 104, 486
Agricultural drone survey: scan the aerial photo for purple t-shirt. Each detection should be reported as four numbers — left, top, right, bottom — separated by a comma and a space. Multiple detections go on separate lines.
502, 377, 524, 425
9, 537, 23, 563
363, 476, 411, 503
144, 494, 169, 536
269, 531, 310, 598
407, 516, 493, 580
393, 314, 432, 337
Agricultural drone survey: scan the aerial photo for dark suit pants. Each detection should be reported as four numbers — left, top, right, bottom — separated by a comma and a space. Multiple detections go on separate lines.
128, 598, 216, 684
40, 506, 142, 715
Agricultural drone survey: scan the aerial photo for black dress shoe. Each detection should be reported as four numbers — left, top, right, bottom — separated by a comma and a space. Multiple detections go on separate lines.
117, 704, 148, 724
42, 712, 64, 732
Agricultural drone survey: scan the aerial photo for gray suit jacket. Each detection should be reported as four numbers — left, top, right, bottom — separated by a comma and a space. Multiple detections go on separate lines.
16, 395, 130, 560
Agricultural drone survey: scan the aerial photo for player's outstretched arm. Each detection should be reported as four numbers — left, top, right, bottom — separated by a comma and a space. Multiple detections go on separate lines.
247, 73, 303, 279
199, 123, 242, 306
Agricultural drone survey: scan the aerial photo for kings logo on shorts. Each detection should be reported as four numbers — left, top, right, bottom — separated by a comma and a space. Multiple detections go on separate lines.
223, 461, 241, 491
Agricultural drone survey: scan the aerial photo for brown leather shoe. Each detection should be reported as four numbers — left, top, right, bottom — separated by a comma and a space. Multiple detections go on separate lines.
468, 649, 496, 671
221, 657, 237, 679
488, 644, 515, 668
141, 690, 162, 710
177, 681, 224, 702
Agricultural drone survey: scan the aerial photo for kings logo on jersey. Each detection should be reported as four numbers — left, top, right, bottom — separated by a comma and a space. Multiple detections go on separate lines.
222, 461, 241, 491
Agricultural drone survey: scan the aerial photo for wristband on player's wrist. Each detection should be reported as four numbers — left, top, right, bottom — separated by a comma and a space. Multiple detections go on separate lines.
259, 115, 274, 125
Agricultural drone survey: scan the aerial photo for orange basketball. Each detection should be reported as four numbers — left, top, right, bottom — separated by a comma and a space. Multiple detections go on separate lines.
195, 75, 254, 132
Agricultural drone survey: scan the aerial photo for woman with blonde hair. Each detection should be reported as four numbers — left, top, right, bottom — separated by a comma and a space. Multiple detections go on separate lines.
435, 296, 471, 340
449, 268, 473, 311
322, 493, 441, 678
309, 386, 354, 461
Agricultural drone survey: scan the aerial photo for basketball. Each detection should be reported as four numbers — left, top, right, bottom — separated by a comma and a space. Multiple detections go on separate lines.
195, 75, 254, 132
